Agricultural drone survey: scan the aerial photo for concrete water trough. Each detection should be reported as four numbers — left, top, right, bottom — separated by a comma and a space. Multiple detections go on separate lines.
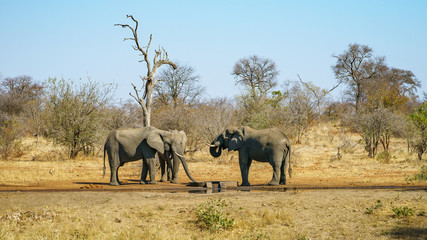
187, 181, 238, 189
186, 181, 239, 194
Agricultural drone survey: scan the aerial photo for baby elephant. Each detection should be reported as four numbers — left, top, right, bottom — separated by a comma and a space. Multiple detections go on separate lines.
209, 126, 292, 186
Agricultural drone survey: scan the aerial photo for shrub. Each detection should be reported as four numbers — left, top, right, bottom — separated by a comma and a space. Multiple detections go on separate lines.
409, 103, 427, 160
376, 151, 392, 163
407, 165, 427, 181
365, 200, 382, 214
43, 78, 114, 158
392, 206, 414, 218
0, 118, 24, 159
195, 198, 235, 230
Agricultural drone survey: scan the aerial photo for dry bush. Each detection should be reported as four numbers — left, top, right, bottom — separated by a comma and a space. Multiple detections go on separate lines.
152, 98, 238, 153
0, 119, 25, 159
31, 149, 68, 162
338, 134, 358, 154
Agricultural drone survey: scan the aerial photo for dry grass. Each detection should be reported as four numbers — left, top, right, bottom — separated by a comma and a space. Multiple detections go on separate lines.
0, 122, 426, 239
0, 190, 426, 239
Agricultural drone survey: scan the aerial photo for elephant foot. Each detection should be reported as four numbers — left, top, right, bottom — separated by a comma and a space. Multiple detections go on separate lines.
268, 180, 280, 186
240, 182, 251, 186
110, 182, 120, 186
148, 180, 158, 184
170, 179, 178, 184
279, 179, 287, 185
159, 178, 166, 182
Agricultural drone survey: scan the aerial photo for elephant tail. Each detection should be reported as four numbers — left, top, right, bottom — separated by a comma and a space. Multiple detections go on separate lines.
103, 143, 107, 178
286, 144, 292, 178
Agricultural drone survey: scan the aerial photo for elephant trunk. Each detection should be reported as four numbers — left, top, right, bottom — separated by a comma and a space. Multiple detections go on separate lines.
174, 152, 196, 182
209, 141, 222, 158
288, 144, 292, 178
103, 140, 108, 178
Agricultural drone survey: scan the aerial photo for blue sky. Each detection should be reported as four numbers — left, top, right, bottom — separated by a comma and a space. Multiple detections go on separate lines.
1, 0, 426, 103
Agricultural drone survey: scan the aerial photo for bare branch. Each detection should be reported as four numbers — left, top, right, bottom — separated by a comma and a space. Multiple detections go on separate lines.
116, 14, 177, 127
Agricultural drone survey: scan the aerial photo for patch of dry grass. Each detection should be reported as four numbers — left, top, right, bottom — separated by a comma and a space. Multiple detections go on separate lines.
0, 190, 425, 239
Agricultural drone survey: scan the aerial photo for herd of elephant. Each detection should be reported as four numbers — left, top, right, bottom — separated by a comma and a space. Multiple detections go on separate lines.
104, 126, 292, 186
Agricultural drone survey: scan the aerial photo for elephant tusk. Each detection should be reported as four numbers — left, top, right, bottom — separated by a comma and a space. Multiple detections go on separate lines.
174, 151, 185, 158
205, 143, 217, 147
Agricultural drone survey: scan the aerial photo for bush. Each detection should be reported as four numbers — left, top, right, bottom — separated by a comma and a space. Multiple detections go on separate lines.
195, 198, 235, 230
409, 103, 427, 160
407, 165, 427, 181
43, 78, 114, 158
376, 151, 392, 163
392, 206, 414, 218
0, 118, 24, 159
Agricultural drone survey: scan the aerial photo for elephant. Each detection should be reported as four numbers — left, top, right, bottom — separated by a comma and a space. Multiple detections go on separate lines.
103, 126, 196, 186
158, 151, 173, 182
209, 126, 292, 186
153, 130, 183, 183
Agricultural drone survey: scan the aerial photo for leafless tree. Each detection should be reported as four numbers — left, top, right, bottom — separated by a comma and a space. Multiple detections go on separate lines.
297, 74, 340, 118
0, 75, 43, 156
155, 63, 205, 108
332, 43, 385, 112
232, 55, 279, 102
345, 106, 405, 158
0, 75, 43, 118
283, 81, 317, 144
102, 100, 144, 130
152, 98, 238, 152
115, 15, 177, 126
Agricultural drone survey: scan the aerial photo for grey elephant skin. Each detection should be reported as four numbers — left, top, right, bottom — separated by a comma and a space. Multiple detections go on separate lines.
103, 127, 196, 186
209, 126, 292, 186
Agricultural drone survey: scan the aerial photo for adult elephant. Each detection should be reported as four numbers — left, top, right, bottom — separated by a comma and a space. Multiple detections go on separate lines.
104, 126, 196, 186
209, 126, 292, 186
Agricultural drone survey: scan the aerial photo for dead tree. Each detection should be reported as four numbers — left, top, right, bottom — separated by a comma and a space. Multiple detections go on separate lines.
115, 15, 177, 126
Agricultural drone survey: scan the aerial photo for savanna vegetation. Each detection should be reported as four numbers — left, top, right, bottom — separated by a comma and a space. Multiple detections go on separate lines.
0, 15, 426, 239
0, 43, 425, 162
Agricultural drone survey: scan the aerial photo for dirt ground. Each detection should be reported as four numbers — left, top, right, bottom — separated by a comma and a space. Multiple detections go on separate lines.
0, 159, 425, 192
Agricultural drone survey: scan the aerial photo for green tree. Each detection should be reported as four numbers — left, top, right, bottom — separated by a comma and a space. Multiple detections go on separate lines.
409, 103, 427, 160
364, 66, 420, 113
43, 78, 114, 158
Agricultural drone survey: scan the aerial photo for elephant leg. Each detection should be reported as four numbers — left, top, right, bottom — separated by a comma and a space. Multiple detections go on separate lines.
108, 150, 121, 186
268, 154, 281, 186
279, 155, 288, 185
110, 164, 120, 186
147, 157, 158, 184
170, 152, 180, 183
167, 154, 173, 181
239, 152, 251, 186
158, 153, 167, 182
140, 159, 148, 184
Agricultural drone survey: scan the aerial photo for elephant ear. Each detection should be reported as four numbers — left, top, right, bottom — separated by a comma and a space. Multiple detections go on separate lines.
228, 129, 244, 151
147, 132, 165, 154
